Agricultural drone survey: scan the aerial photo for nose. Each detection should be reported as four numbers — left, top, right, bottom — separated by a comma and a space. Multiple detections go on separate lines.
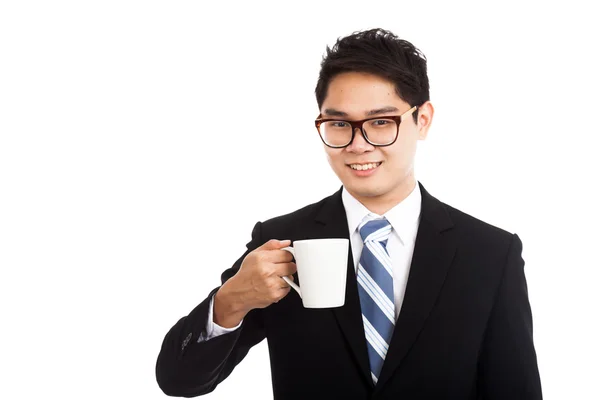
346, 127, 374, 153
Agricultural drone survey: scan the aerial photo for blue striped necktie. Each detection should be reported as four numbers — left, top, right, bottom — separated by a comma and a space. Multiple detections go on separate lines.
357, 215, 395, 385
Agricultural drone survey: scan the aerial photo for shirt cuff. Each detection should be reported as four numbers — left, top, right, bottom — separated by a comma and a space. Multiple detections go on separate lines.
204, 294, 243, 341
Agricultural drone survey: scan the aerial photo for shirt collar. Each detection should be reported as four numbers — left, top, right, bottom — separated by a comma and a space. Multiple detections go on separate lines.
341, 181, 422, 246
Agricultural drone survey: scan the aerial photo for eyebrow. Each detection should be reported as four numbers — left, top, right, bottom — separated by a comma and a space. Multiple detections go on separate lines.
322, 106, 400, 117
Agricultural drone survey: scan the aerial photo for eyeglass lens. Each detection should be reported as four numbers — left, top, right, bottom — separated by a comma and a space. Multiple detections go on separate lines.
320, 118, 398, 147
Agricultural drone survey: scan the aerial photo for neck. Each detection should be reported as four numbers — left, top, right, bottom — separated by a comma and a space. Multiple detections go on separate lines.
350, 175, 417, 215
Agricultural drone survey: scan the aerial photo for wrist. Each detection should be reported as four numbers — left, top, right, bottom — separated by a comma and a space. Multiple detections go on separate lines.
214, 283, 248, 328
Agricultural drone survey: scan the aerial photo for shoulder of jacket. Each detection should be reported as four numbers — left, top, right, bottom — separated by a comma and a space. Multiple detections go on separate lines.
440, 201, 516, 248
260, 192, 335, 230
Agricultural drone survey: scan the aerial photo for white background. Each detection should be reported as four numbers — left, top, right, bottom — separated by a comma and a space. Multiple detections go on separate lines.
1, 1, 599, 399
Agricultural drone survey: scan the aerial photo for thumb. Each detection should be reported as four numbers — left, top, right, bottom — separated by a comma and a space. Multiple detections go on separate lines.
260, 239, 291, 250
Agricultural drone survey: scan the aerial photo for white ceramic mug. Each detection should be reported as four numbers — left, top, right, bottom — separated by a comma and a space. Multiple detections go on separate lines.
281, 238, 349, 308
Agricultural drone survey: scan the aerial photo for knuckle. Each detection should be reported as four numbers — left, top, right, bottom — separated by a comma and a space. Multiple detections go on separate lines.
253, 251, 265, 262
258, 266, 271, 279
269, 289, 281, 302
245, 253, 260, 267
268, 278, 280, 290
279, 287, 291, 300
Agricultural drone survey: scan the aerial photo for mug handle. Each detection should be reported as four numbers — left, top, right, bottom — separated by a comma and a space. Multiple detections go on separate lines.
281, 247, 302, 298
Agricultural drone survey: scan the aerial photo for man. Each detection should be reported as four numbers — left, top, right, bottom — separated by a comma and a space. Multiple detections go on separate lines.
156, 28, 542, 399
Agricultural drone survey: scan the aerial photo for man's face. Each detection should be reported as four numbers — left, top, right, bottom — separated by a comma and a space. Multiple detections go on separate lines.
320, 72, 433, 211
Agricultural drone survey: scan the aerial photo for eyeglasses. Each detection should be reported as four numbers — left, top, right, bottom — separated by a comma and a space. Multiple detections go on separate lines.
315, 105, 418, 148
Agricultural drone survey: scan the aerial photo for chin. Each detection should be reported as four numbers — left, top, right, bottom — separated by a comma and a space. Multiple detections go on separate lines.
345, 182, 387, 199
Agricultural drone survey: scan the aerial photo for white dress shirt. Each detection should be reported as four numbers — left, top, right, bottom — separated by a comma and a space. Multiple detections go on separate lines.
342, 181, 422, 320
203, 181, 422, 340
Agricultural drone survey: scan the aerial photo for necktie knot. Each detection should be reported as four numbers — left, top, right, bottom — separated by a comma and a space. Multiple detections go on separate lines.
359, 215, 392, 244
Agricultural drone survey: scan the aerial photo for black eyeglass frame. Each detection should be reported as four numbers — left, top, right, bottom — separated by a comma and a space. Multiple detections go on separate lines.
314, 105, 418, 148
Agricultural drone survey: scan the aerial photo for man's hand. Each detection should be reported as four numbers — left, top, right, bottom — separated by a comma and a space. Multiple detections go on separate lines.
213, 239, 296, 328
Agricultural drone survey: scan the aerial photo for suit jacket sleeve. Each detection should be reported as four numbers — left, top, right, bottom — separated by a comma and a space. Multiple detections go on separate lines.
478, 233, 543, 399
156, 221, 267, 397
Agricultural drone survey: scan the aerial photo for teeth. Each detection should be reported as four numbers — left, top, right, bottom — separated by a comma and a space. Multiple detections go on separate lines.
350, 163, 380, 171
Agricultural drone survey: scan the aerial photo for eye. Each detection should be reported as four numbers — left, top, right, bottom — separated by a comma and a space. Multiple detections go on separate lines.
372, 119, 390, 126
328, 121, 349, 128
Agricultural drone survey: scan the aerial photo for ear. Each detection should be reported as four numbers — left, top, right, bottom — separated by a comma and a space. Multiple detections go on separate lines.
416, 101, 434, 140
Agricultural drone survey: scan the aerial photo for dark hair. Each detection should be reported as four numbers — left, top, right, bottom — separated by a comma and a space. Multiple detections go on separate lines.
315, 28, 429, 123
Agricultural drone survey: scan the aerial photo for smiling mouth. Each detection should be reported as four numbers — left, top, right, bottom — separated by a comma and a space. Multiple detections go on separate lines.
348, 162, 382, 171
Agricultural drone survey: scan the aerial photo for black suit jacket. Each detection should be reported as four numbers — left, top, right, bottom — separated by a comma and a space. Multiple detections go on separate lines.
156, 182, 542, 399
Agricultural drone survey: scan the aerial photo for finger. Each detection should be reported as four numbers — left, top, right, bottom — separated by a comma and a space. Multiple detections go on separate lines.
277, 274, 295, 288
274, 286, 292, 301
278, 277, 293, 289
258, 239, 291, 251
266, 249, 294, 263
274, 262, 297, 277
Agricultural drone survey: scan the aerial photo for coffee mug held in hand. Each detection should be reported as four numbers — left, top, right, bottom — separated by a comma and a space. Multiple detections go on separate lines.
280, 238, 349, 308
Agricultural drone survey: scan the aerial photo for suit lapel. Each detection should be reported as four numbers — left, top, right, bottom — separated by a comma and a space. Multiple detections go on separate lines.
308, 182, 456, 392
311, 187, 374, 388
374, 182, 457, 392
